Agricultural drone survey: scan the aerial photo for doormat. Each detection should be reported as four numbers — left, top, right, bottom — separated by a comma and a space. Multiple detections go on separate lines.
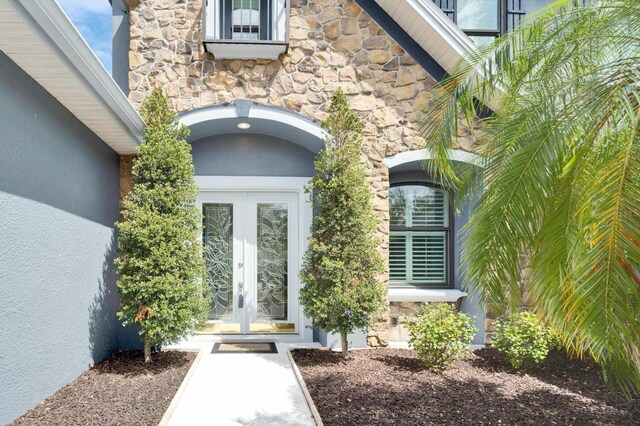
211, 342, 278, 354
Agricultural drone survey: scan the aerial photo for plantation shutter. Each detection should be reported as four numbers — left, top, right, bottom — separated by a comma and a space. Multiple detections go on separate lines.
411, 190, 447, 227
389, 234, 408, 282
411, 233, 447, 283
389, 185, 450, 286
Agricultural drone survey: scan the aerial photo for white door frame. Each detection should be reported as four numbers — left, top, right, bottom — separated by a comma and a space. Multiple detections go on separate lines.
195, 176, 313, 343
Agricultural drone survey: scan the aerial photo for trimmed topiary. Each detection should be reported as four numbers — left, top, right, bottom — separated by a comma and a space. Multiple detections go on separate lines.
299, 89, 386, 359
115, 88, 210, 362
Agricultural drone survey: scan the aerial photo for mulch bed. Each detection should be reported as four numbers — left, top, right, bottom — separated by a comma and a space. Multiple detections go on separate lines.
292, 348, 640, 426
11, 350, 196, 426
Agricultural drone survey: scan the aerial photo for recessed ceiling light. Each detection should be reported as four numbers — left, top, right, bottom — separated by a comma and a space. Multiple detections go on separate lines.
237, 122, 251, 130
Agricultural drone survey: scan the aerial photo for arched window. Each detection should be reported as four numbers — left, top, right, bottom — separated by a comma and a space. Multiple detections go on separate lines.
389, 184, 452, 288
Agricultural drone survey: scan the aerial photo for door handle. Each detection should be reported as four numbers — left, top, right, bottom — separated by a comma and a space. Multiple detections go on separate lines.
238, 282, 244, 308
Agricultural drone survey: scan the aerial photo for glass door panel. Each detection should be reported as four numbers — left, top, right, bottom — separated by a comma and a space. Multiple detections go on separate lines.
200, 193, 244, 333
203, 203, 234, 321
256, 203, 288, 321
247, 194, 298, 333
198, 191, 299, 335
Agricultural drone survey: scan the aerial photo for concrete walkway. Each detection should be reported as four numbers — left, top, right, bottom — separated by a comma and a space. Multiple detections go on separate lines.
165, 343, 320, 426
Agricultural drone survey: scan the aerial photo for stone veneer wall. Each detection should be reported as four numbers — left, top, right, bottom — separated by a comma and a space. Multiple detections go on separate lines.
125, 0, 478, 346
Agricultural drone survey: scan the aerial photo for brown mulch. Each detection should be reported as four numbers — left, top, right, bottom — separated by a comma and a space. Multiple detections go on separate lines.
11, 350, 196, 426
292, 348, 640, 426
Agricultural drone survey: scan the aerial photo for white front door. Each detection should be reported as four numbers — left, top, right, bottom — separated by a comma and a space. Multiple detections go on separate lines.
198, 191, 301, 335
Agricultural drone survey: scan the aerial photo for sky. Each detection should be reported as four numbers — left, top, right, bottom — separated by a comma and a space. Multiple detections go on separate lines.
58, 0, 113, 73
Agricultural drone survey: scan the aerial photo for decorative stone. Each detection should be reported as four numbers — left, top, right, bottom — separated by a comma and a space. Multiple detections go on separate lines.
363, 36, 388, 50
343, 0, 362, 17
397, 67, 416, 86
371, 107, 400, 128
331, 34, 362, 52
368, 50, 390, 65
393, 85, 418, 101
382, 57, 398, 71
341, 17, 359, 35
339, 66, 356, 82
323, 21, 341, 40
350, 95, 377, 111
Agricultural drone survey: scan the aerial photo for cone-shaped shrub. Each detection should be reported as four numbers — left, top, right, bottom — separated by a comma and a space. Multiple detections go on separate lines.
115, 88, 210, 362
300, 89, 386, 358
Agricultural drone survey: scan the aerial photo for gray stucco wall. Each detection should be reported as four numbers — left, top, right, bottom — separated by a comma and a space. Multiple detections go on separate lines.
390, 170, 485, 345
0, 52, 121, 424
190, 133, 316, 177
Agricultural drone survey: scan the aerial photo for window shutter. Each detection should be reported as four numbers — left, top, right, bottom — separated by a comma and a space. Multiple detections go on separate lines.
389, 234, 407, 282
411, 233, 447, 283
411, 190, 447, 227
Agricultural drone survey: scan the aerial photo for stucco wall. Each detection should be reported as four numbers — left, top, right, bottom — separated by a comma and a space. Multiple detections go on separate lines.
0, 52, 121, 424
190, 133, 316, 177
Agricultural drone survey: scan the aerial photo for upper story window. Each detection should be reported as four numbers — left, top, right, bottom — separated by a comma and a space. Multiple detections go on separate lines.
389, 185, 452, 288
434, 0, 552, 46
203, 0, 289, 59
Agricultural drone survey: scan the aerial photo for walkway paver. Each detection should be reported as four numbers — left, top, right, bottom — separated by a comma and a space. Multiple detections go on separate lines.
165, 343, 320, 426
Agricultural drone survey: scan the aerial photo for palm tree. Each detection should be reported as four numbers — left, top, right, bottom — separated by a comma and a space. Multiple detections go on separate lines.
420, 0, 640, 395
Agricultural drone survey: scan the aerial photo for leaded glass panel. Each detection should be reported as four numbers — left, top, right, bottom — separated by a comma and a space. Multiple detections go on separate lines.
203, 203, 234, 320
256, 203, 288, 321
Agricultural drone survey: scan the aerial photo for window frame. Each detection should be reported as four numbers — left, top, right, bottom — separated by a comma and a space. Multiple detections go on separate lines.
220, 0, 272, 41
389, 182, 455, 289
433, 0, 517, 41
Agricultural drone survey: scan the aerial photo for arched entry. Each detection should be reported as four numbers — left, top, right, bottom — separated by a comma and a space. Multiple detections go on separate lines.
179, 101, 325, 344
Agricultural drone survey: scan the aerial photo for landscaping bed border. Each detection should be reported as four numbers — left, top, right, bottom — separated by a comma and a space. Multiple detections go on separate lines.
287, 349, 324, 426
158, 348, 204, 426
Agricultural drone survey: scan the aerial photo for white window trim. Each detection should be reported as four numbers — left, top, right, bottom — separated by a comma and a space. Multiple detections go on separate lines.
389, 288, 467, 303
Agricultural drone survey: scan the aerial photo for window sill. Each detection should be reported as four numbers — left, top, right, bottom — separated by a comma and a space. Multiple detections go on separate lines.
388, 288, 467, 303
203, 39, 289, 60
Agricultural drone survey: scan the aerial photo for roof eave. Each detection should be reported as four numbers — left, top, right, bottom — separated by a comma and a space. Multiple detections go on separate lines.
1, 0, 144, 155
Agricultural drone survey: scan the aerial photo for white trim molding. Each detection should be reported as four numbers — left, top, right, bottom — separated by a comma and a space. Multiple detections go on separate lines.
389, 288, 468, 303
195, 176, 311, 192
0, 0, 144, 154
180, 102, 327, 153
384, 148, 485, 170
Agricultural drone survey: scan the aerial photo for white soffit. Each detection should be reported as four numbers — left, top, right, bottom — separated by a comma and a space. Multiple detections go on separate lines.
0, 0, 144, 155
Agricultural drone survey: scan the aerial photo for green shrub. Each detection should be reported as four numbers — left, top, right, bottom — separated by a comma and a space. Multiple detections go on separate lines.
492, 311, 551, 368
405, 303, 477, 368
300, 89, 386, 359
115, 89, 210, 362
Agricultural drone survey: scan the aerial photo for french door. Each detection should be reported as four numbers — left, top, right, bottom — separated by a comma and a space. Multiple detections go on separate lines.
199, 191, 299, 334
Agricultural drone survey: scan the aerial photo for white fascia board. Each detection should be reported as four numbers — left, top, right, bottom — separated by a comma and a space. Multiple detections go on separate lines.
409, 0, 477, 61
4, 0, 144, 154
389, 288, 468, 303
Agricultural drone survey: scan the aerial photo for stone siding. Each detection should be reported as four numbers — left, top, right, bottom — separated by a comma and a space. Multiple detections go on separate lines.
126, 0, 477, 346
